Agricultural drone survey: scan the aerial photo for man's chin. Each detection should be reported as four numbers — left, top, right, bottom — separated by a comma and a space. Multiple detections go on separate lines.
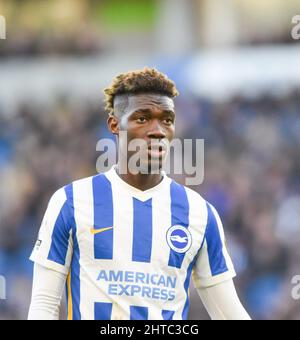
132, 159, 164, 175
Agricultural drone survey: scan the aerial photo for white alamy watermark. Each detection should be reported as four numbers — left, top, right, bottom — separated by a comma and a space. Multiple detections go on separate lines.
96, 132, 204, 186
0, 15, 6, 39
291, 275, 300, 300
0, 275, 6, 300
291, 15, 300, 40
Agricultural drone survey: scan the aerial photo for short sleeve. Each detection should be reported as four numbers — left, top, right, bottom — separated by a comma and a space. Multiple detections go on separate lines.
192, 202, 236, 288
30, 188, 73, 275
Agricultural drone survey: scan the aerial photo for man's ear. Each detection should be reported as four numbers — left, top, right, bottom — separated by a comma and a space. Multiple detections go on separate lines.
107, 115, 119, 135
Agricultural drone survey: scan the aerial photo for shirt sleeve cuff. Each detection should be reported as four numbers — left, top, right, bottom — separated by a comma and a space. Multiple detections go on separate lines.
193, 269, 236, 289
29, 254, 69, 275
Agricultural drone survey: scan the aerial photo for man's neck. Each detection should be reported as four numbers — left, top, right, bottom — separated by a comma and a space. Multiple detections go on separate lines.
115, 165, 163, 191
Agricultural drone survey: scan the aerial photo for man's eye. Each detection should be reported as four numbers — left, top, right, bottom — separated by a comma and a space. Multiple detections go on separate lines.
164, 118, 174, 124
137, 117, 147, 123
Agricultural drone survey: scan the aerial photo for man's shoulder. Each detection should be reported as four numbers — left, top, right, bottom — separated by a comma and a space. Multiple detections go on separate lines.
51, 173, 101, 201
168, 177, 207, 205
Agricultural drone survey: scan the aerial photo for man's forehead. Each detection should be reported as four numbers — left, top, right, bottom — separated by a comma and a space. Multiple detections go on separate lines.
128, 93, 174, 108
114, 93, 174, 114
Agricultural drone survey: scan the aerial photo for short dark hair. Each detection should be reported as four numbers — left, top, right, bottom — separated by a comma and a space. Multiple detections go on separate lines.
104, 67, 179, 115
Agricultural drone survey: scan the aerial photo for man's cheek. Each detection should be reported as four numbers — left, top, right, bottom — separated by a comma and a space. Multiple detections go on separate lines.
167, 127, 175, 141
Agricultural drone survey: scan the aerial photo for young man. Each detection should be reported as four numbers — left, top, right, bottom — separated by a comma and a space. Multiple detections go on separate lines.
28, 68, 250, 320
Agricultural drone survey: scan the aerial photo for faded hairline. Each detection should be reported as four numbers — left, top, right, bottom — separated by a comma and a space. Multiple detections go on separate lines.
112, 92, 174, 117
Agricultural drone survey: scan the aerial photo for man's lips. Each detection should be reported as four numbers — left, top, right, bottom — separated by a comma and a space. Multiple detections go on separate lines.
147, 143, 167, 158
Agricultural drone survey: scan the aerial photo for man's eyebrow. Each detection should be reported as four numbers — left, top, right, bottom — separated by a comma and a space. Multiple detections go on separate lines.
133, 108, 175, 116
163, 110, 175, 116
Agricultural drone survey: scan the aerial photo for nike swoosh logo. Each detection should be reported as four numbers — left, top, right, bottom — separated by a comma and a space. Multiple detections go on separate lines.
90, 227, 113, 235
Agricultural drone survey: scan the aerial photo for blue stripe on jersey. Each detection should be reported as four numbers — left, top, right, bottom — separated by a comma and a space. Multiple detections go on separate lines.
182, 253, 199, 320
130, 306, 148, 320
162, 309, 175, 320
47, 201, 71, 265
65, 184, 81, 320
168, 181, 189, 269
132, 198, 153, 263
94, 302, 112, 320
205, 202, 228, 276
92, 174, 114, 260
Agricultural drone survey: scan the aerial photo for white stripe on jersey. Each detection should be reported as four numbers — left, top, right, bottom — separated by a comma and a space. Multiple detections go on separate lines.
72, 175, 94, 320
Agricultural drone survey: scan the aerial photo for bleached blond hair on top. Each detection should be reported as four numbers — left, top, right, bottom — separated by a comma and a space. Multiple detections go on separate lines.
103, 67, 179, 116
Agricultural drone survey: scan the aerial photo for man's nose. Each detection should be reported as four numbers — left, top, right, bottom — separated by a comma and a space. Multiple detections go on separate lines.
147, 120, 166, 139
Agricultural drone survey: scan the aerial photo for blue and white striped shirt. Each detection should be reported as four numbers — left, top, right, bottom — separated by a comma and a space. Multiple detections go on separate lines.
30, 166, 235, 320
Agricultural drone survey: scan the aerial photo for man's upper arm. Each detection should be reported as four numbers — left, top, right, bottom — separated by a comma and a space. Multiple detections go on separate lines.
196, 279, 251, 320
28, 263, 67, 320
30, 187, 73, 275
193, 202, 236, 288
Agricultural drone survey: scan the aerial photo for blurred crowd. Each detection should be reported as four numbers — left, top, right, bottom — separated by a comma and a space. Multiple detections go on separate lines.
0, 28, 104, 58
0, 90, 300, 319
